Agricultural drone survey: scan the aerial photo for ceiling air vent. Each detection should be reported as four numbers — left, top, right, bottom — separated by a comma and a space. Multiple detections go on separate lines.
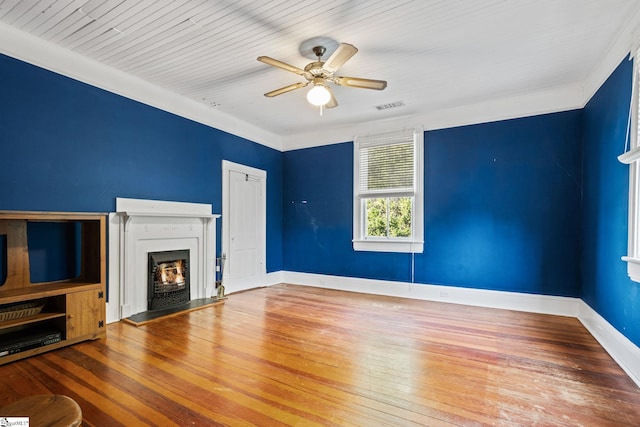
375, 101, 405, 110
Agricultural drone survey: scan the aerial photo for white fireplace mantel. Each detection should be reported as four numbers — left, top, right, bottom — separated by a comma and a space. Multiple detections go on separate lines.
107, 198, 220, 322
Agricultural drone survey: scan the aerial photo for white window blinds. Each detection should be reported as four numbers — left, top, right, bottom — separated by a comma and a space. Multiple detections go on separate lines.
357, 129, 416, 195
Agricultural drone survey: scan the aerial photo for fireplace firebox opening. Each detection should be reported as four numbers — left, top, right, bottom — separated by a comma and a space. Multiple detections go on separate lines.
148, 250, 190, 311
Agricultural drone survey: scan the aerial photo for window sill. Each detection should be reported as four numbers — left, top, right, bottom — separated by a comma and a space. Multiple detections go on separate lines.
618, 146, 640, 164
353, 239, 423, 253
621, 256, 640, 283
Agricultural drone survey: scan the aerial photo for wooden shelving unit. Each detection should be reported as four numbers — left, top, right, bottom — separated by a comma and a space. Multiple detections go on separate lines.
0, 211, 106, 365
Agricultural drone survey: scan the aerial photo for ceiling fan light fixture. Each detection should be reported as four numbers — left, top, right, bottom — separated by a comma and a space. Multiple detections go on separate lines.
307, 83, 331, 106
258, 42, 386, 109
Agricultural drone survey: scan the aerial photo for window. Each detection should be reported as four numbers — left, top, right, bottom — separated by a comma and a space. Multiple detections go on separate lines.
618, 48, 640, 282
353, 127, 424, 253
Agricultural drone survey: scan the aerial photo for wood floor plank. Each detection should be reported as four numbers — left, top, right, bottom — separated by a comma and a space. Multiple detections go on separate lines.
1, 283, 639, 426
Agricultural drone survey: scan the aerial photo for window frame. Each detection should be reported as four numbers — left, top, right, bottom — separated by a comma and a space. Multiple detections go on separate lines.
619, 48, 640, 282
352, 127, 424, 253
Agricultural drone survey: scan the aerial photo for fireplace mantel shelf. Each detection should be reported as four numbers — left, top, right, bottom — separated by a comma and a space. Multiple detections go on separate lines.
120, 211, 220, 219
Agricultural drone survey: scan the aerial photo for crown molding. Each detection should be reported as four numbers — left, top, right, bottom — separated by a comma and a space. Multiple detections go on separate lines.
280, 84, 584, 151
0, 22, 283, 151
582, 4, 640, 107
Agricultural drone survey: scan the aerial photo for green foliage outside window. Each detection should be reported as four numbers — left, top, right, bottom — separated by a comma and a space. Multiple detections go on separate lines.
366, 197, 412, 238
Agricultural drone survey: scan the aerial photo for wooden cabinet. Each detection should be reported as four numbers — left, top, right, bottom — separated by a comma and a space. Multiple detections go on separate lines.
66, 288, 105, 340
0, 211, 106, 365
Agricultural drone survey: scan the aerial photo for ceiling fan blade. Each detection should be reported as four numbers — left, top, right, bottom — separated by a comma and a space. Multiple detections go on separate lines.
257, 56, 306, 76
334, 76, 387, 90
264, 82, 308, 97
323, 43, 358, 73
325, 86, 338, 108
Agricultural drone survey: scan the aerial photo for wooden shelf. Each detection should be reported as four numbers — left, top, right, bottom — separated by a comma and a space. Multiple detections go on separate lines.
0, 338, 80, 365
0, 211, 106, 365
0, 312, 66, 330
0, 211, 106, 221
0, 281, 103, 305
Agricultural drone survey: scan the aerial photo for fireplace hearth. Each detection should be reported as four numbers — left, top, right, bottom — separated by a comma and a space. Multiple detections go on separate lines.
148, 250, 190, 311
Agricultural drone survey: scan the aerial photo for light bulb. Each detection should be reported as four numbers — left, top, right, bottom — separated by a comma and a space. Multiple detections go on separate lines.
307, 84, 331, 106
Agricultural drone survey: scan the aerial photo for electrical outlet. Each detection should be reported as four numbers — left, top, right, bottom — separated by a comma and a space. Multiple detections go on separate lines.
439, 291, 449, 298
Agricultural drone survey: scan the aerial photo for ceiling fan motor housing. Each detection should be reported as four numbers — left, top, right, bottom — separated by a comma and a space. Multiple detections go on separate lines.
312, 46, 326, 59
305, 61, 328, 77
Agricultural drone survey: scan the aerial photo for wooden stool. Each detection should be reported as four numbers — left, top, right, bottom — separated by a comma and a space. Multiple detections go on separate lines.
1, 395, 82, 426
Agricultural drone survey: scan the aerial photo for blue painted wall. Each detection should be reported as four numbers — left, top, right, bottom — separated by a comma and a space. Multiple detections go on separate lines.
283, 112, 583, 297
0, 53, 283, 275
3, 48, 639, 348
582, 56, 640, 347
419, 113, 583, 295
26, 221, 79, 283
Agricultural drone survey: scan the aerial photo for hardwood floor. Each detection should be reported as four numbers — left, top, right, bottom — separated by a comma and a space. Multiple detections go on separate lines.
1, 284, 639, 426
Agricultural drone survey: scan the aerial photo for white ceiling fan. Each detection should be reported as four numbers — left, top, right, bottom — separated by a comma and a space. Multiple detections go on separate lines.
257, 43, 387, 109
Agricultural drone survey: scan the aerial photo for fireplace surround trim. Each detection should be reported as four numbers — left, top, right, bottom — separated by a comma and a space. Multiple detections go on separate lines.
107, 198, 219, 322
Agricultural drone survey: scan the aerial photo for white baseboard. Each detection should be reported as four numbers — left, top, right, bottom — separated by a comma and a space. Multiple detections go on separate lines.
223, 271, 284, 295
578, 301, 640, 387
266, 271, 285, 286
281, 271, 579, 316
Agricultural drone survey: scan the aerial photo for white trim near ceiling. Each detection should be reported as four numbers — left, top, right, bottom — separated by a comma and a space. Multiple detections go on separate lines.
281, 83, 584, 150
582, 5, 640, 108
0, 22, 283, 151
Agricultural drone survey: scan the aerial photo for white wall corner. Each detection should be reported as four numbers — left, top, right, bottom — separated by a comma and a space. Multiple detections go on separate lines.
222, 271, 279, 296
265, 271, 285, 287
578, 300, 640, 388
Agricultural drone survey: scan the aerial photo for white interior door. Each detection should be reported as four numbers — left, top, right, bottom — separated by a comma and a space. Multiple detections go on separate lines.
222, 160, 266, 293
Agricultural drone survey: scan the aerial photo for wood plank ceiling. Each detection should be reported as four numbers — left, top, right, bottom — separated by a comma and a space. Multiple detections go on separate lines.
0, 0, 639, 148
